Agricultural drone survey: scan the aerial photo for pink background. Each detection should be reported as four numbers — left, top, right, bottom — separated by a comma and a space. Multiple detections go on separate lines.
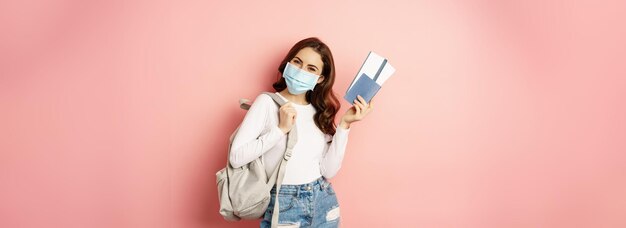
2, 0, 625, 227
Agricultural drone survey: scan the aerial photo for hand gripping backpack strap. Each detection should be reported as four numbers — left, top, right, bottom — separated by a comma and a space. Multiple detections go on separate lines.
261, 92, 298, 228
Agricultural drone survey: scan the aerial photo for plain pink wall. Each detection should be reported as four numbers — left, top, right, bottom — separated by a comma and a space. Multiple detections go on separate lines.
1, 0, 625, 227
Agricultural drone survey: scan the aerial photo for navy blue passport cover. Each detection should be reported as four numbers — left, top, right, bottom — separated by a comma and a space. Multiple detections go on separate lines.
344, 73, 381, 104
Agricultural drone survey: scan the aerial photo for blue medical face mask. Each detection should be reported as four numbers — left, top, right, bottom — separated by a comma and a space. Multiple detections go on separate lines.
282, 62, 321, 95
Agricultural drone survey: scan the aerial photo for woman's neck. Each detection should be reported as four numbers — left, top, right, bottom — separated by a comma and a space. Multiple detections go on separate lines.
278, 89, 309, 105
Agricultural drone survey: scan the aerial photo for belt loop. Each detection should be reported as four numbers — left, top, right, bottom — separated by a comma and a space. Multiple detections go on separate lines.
317, 178, 323, 190
296, 187, 300, 198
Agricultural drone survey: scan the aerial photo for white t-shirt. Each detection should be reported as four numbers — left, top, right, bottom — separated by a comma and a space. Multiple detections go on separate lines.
230, 92, 350, 185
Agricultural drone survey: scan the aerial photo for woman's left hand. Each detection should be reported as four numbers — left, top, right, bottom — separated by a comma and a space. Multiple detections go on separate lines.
340, 95, 373, 129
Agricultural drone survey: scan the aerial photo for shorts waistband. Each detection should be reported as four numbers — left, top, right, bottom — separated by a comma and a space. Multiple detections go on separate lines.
270, 176, 329, 195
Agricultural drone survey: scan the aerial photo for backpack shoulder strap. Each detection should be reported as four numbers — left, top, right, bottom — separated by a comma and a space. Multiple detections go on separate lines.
260, 92, 297, 228
239, 92, 286, 110
261, 92, 288, 106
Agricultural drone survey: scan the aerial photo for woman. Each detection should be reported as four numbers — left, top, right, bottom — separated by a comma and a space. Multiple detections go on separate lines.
230, 37, 372, 227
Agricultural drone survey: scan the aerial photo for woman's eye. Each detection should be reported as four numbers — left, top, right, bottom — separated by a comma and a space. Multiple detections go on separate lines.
293, 59, 301, 64
308, 67, 317, 72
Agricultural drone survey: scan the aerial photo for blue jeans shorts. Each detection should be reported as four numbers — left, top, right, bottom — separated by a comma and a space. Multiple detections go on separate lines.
260, 177, 340, 228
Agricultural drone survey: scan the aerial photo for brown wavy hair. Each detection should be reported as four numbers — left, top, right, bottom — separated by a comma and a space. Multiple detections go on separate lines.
273, 37, 341, 135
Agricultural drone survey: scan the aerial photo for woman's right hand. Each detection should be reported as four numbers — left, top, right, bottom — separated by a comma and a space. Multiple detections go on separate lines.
278, 102, 297, 134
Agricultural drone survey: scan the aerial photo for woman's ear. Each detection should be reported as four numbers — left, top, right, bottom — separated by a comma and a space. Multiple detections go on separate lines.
317, 75, 325, 84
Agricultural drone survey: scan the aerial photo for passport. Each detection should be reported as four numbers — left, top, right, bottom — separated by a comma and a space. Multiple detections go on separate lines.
344, 51, 395, 104
344, 73, 381, 103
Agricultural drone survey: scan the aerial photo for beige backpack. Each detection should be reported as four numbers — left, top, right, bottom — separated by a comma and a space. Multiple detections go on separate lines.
216, 92, 297, 227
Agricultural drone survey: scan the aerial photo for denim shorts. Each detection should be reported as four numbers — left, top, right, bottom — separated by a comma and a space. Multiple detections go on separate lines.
260, 177, 340, 228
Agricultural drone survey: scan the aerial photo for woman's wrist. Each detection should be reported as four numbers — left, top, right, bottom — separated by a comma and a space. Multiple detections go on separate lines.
339, 119, 351, 129
278, 125, 289, 134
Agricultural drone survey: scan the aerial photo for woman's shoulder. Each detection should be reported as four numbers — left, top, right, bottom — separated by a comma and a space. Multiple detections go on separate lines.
253, 92, 275, 104
250, 92, 280, 110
